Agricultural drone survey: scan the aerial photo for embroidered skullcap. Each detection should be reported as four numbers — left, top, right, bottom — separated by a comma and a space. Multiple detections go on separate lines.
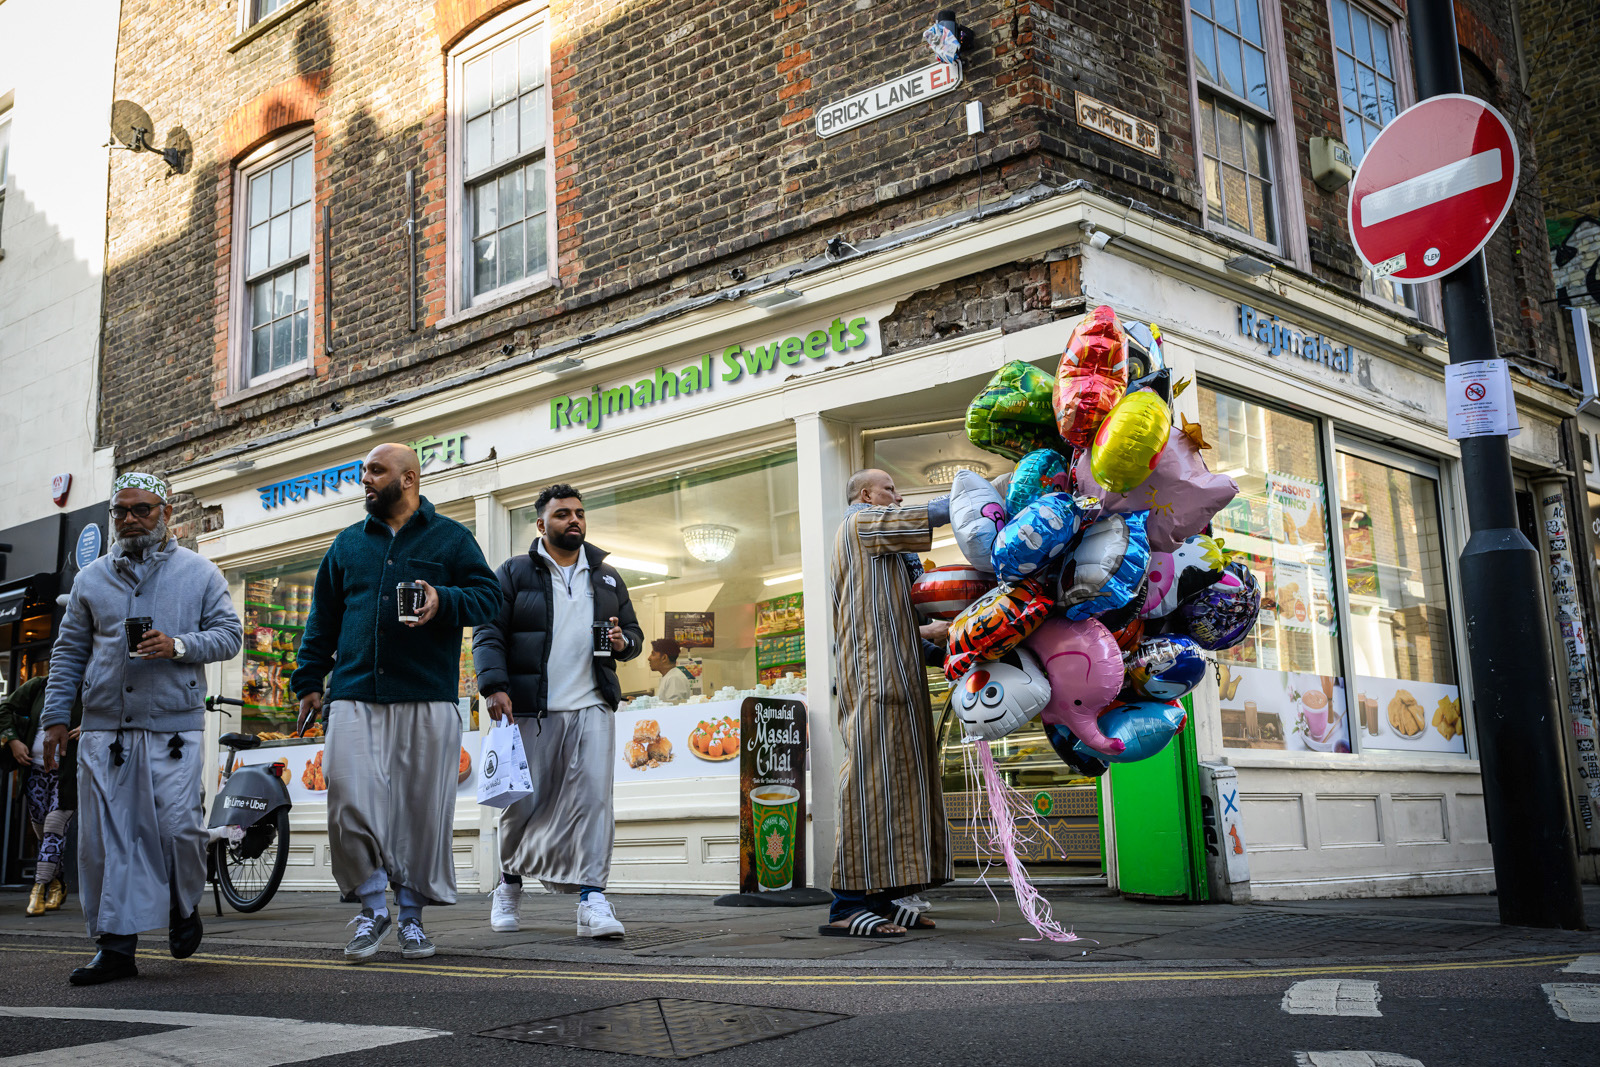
112, 472, 169, 503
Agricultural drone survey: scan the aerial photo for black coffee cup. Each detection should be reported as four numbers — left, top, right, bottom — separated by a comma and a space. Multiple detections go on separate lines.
125, 617, 153, 658
397, 582, 425, 623
592, 620, 613, 658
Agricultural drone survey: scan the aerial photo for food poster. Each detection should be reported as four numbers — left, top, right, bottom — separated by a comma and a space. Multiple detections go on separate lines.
665, 611, 715, 648
615, 698, 749, 781
222, 732, 483, 805
1218, 664, 1351, 753
1265, 471, 1327, 547
739, 696, 809, 893
1352, 676, 1466, 754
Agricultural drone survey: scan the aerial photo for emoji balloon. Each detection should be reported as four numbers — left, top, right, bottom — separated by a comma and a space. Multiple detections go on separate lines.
951, 646, 1051, 742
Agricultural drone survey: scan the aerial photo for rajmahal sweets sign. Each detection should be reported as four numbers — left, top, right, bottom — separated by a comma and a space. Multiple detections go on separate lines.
1237, 304, 1354, 374
550, 315, 875, 433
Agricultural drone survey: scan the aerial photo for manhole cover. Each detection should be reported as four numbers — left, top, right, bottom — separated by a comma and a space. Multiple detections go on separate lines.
481, 998, 849, 1059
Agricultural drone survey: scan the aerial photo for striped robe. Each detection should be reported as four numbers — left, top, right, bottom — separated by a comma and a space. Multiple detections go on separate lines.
830, 504, 952, 892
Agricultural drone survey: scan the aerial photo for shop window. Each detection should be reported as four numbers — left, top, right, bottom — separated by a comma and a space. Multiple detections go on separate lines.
0, 109, 11, 253
1189, 0, 1283, 246
233, 135, 314, 388
869, 421, 1015, 501
449, 4, 554, 309
508, 452, 802, 701
1590, 492, 1600, 573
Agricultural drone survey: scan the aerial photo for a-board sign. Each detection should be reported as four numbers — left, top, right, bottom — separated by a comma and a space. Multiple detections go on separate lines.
738, 696, 808, 894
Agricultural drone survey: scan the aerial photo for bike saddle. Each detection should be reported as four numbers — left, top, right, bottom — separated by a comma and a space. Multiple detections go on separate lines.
220, 732, 262, 750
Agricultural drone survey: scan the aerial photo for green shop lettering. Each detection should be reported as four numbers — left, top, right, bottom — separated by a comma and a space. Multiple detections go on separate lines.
550, 317, 870, 433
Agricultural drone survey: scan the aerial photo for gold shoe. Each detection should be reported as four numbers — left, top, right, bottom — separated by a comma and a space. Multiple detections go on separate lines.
25, 884, 46, 916
43, 879, 65, 910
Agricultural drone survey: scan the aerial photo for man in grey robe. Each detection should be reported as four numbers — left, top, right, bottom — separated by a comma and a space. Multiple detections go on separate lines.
41, 472, 243, 985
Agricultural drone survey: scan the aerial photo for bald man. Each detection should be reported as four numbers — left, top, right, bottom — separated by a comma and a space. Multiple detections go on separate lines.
292, 444, 500, 963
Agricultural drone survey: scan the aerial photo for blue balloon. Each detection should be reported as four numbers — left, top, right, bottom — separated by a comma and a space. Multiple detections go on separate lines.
991, 492, 1083, 582
1121, 636, 1208, 701
1071, 699, 1187, 764
1043, 722, 1109, 778
1006, 449, 1069, 515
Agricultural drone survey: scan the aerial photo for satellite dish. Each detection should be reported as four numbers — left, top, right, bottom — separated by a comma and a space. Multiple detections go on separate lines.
109, 100, 156, 151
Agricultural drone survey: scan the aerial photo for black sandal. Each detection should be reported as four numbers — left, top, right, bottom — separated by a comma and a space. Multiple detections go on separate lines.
878, 903, 936, 930
818, 910, 906, 938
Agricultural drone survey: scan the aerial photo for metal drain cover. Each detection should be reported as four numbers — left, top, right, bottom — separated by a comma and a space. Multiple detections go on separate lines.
481, 997, 849, 1059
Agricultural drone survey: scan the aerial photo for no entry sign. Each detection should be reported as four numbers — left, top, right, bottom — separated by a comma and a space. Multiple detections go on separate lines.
1348, 94, 1519, 284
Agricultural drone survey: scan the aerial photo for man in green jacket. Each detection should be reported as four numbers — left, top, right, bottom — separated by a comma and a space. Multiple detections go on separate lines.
0, 666, 81, 916
292, 443, 499, 964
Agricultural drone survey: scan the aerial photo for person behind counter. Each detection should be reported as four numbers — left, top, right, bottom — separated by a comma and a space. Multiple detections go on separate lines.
0, 663, 82, 917
473, 483, 644, 939
293, 444, 500, 964
648, 638, 694, 704
40, 472, 244, 985
823, 468, 956, 940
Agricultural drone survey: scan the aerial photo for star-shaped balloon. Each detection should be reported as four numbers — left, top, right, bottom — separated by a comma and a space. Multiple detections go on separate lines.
1180, 413, 1211, 450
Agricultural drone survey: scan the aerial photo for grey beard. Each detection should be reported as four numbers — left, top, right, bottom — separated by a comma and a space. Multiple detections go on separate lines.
118, 520, 169, 558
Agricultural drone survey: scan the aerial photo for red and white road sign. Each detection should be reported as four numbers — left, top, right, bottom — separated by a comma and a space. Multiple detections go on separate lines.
1347, 94, 1520, 284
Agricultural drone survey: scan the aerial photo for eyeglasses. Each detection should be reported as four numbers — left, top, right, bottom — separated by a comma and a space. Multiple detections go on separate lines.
111, 504, 160, 520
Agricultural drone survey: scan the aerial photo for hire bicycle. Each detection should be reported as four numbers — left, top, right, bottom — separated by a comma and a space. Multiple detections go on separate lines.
204, 695, 294, 914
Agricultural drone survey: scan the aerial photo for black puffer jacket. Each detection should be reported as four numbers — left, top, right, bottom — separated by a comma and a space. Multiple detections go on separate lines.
472, 541, 644, 716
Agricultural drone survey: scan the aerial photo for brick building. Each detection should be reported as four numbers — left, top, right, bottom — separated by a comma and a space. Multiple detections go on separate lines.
96, 0, 1590, 899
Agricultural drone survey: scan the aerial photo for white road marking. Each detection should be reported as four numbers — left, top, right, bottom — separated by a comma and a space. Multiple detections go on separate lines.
1358, 149, 1503, 227
0, 1006, 447, 1066
1282, 979, 1383, 1017
1542, 983, 1600, 1022
1563, 955, 1600, 974
1294, 1054, 1423, 1067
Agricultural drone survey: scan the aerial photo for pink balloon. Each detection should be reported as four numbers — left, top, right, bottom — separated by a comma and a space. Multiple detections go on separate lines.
1073, 426, 1237, 553
1023, 616, 1126, 756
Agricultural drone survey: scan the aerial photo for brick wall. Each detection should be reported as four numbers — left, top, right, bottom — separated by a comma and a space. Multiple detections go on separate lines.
99, 0, 1567, 480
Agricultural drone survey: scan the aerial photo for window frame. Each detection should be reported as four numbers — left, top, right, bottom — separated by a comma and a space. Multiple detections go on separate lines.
0, 107, 11, 255
229, 130, 317, 393
446, 2, 559, 316
1181, 0, 1310, 269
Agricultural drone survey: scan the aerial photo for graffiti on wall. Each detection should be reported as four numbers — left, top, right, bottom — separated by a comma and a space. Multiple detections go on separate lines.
1551, 215, 1600, 311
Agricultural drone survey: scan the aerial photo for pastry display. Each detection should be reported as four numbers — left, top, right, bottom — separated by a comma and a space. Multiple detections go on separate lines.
1432, 696, 1463, 742
1386, 688, 1426, 738
627, 720, 675, 769
689, 715, 739, 761
458, 746, 472, 784
301, 750, 326, 791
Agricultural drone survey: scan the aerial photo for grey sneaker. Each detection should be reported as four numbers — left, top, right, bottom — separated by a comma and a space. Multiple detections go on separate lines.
398, 917, 435, 960
343, 908, 392, 962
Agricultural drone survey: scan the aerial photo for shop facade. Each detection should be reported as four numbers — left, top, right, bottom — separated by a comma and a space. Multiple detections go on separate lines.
170, 187, 1579, 901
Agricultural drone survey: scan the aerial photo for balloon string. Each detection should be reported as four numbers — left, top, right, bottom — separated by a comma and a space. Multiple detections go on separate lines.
973, 739, 1086, 943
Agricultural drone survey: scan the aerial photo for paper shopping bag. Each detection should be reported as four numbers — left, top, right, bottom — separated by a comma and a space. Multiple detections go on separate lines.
477, 721, 535, 809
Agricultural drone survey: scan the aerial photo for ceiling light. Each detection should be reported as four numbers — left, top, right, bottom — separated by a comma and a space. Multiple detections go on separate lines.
1224, 253, 1275, 278
923, 459, 991, 485
681, 523, 738, 563
607, 555, 669, 576
1405, 333, 1440, 349
763, 571, 804, 587
221, 459, 255, 472
746, 286, 803, 309
542, 355, 585, 374
364, 415, 395, 431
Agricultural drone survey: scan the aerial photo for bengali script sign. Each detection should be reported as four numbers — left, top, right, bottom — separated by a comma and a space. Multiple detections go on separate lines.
1075, 91, 1161, 158
256, 433, 468, 511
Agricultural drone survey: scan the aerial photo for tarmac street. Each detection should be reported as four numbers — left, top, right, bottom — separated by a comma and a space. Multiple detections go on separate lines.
0, 887, 1593, 1065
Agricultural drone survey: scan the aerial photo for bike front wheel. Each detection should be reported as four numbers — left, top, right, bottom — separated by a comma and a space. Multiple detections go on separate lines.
214, 807, 290, 913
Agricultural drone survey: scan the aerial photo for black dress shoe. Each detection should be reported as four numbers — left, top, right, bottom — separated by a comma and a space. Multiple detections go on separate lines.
169, 909, 203, 959
69, 950, 138, 986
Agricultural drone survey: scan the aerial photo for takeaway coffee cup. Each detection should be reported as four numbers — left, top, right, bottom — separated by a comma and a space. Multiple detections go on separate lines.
125, 617, 154, 658
749, 785, 800, 891
396, 582, 426, 623
592, 620, 614, 658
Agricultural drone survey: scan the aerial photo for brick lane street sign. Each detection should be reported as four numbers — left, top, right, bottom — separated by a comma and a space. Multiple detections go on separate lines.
1348, 94, 1519, 284
815, 63, 962, 138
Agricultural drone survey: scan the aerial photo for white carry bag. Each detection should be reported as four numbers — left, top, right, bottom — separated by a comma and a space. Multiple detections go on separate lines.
477, 721, 535, 809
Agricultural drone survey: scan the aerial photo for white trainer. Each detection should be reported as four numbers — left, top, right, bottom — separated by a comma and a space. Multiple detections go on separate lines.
891, 894, 932, 913
490, 882, 522, 932
576, 892, 625, 939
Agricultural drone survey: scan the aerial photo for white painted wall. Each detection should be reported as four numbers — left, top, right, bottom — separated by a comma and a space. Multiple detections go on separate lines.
0, 0, 120, 530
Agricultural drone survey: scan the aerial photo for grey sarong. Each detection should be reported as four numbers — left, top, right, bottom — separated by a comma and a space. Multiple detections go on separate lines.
77, 728, 206, 937
325, 700, 460, 905
499, 706, 615, 892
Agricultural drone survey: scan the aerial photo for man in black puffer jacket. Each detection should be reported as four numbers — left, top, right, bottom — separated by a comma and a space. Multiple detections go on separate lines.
473, 484, 643, 939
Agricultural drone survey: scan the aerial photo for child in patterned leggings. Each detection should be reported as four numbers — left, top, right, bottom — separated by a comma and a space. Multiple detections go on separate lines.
25, 768, 75, 911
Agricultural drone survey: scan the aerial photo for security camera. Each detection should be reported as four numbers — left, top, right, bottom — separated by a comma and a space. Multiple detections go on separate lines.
1089, 230, 1113, 251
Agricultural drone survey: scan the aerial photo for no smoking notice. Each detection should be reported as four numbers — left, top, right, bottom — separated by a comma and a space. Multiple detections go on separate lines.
1445, 359, 1520, 439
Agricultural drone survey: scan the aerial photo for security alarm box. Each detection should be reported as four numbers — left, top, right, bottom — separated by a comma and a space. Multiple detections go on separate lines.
1310, 135, 1355, 192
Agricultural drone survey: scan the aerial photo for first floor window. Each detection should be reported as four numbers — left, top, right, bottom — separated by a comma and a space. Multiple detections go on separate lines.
251, 0, 293, 25
237, 140, 313, 384
1190, 0, 1280, 245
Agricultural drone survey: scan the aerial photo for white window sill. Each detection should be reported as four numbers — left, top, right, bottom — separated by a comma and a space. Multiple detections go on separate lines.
434, 275, 557, 332
1220, 750, 1480, 775
228, 0, 320, 53
219, 362, 315, 409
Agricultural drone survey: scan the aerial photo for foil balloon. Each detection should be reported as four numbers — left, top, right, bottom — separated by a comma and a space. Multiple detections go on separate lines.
1179, 561, 1261, 650
1110, 616, 1146, 653
1122, 636, 1208, 701
1089, 389, 1173, 493
1055, 305, 1130, 448
1096, 575, 1147, 634
1058, 511, 1151, 621
967, 361, 1062, 461
944, 577, 1053, 681
992, 493, 1083, 582
1042, 722, 1109, 778
1068, 699, 1188, 764
1023, 616, 1126, 756
951, 646, 1051, 742
911, 563, 996, 620
1125, 321, 1165, 381
1142, 534, 1229, 618
1006, 449, 1070, 515
1141, 550, 1175, 615
1074, 420, 1238, 553
949, 469, 1007, 574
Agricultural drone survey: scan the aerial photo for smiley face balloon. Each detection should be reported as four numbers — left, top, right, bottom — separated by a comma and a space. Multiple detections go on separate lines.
951, 646, 1051, 742
1089, 388, 1173, 493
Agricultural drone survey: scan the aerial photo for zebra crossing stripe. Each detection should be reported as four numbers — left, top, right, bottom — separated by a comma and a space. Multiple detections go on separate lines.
1294, 1054, 1423, 1067
1542, 983, 1600, 1022
1282, 979, 1383, 1017
1563, 955, 1600, 974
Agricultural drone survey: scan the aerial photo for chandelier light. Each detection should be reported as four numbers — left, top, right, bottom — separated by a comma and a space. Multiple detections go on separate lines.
681, 523, 738, 563
923, 459, 991, 485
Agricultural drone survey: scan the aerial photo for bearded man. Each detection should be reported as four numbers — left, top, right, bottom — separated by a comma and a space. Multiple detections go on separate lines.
41, 473, 243, 985
293, 444, 499, 963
